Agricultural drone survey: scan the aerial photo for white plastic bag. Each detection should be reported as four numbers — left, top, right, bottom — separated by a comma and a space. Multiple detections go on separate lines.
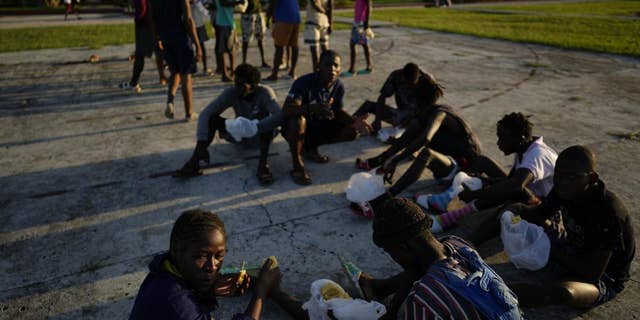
345, 170, 386, 203
302, 279, 386, 320
376, 126, 405, 143
224, 116, 258, 142
500, 211, 551, 271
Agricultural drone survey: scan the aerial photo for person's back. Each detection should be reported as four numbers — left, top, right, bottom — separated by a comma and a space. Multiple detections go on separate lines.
406, 235, 521, 319
150, 0, 185, 38
424, 104, 482, 161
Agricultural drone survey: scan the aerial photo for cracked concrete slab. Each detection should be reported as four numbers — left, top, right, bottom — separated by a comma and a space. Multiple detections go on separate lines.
1, 22, 639, 320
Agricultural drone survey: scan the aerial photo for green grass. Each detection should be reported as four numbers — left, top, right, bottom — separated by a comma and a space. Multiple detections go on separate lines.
336, 5, 640, 57
476, 0, 640, 17
0, 17, 349, 52
0, 23, 134, 52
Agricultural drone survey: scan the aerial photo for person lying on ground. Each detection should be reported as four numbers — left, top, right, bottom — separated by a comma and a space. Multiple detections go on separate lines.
506, 145, 635, 309
354, 74, 505, 201
129, 209, 282, 320
352, 63, 428, 133
357, 197, 523, 319
175, 64, 282, 185
281, 50, 361, 185
427, 112, 558, 234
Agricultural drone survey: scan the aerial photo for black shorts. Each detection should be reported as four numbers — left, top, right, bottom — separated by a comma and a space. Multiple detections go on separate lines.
162, 33, 197, 75
135, 24, 158, 58
215, 25, 235, 54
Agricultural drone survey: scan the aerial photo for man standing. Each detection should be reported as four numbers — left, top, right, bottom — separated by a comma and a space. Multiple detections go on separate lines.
120, 0, 168, 93
241, 0, 270, 68
304, 0, 332, 72
265, 0, 300, 81
150, 0, 202, 121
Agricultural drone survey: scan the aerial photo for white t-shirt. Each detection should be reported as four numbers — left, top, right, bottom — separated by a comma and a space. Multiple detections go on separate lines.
513, 136, 558, 198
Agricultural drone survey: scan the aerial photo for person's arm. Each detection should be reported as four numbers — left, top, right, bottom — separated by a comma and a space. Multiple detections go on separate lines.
364, 0, 371, 29
270, 287, 310, 320
391, 110, 446, 163
458, 168, 534, 204
327, 0, 333, 34
377, 73, 396, 105
310, 0, 325, 14
242, 259, 282, 320
503, 202, 552, 226
256, 88, 283, 132
181, 0, 203, 61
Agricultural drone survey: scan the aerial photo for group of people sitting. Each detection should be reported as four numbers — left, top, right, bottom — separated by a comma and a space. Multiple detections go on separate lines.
129, 56, 635, 319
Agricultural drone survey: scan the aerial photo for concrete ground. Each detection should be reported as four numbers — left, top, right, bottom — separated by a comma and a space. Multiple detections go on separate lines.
1, 17, 639, 320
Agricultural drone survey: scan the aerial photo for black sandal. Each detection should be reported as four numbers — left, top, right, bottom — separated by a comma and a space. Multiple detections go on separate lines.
256, 166, 274, 186
290, 169, 312, 185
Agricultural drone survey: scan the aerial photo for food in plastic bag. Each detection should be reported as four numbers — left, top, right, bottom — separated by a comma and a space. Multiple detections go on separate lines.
345, 170, 386, 203
376, 126, 405, 143
224, 116, 259, 142
302, 279, 386, 320
500, 210, 551, 271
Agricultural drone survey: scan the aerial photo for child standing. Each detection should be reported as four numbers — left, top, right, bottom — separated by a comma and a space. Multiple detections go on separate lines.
345, 0, 372, 76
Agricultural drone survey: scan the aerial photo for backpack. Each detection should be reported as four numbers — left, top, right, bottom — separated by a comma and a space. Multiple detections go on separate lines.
428, 237, 523, 320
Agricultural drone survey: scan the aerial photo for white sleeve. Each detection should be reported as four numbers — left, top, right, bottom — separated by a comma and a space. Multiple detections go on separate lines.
516, 147, 555, 182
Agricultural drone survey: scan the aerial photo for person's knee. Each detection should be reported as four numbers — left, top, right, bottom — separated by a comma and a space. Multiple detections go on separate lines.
285, 116, 306, 140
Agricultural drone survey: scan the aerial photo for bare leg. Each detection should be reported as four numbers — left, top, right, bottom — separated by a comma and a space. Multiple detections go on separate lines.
466, 154, 508, 178
155, 55, 168, 85
310, 45, 319, 71
511, 281, 600, 308
242, 41, 249, 64
267, 46, 284, 80
284, 116, 306, 172
257, 39, 270, 67
288, 46, 298, 79
363, 44, 372, 71
388, 148, 455, 196
180, 73, 194, 117
349, 42, 356, 73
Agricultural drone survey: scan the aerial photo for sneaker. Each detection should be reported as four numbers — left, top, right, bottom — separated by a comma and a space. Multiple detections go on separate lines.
164, 102, 175, 119
186, 112, 198, 122
119, 82, 142, 93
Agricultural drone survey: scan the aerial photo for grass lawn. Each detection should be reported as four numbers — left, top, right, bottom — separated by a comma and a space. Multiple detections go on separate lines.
476, 0, 640, 17
336, 2, 640, 57
0, 18, 350, 52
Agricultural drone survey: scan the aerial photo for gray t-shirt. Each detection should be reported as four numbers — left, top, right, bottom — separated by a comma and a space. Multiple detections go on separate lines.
197, 84, 282, 142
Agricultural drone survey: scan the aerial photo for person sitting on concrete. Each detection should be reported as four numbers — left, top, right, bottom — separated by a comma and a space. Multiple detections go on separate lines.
507, 145, 635, 309
427, 112, 558, 234
282, 50, 359, 185
175, 64, 282, 185
355, 74, 505, 198
352, 63, 427, 133
128, 209, 282, 320
357, 197, 523, 319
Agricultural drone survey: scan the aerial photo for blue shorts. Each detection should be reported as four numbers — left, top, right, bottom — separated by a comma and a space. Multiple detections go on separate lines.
162, 33, 197, 75
350, 22, 370, 45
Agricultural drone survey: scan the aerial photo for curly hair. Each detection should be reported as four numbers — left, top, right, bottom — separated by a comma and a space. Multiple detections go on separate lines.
319, 49, 341, 66
234, 64, 261, 85
497, 112, 533, 139
372, 197, 433, 247
402, 63, 421, 83
170, 209, 226, 252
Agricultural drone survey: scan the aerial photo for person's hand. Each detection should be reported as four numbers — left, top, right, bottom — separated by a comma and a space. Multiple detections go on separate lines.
308, 103, 334, 119
457, 184, 475, 202
213, 273, 251, 297
157, 40, 164, 51
195, 46, 203, 62
255, 258, 282, 297
382, 157, 398, 184
352, 117, 373, 136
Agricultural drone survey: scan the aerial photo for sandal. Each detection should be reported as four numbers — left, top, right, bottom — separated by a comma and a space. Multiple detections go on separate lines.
290, 169, 312, 185
256, 166, 274, 186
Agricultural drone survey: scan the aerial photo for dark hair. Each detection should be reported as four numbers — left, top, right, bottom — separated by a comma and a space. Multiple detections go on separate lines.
402, 63, 421, 83
319, 49, 341, 65
415, 72, 444, 106
234, 64, 261, 85
170, 209, 226, 252
372, 198, 433, 247
558, 145, 597, 172
497, 112, 533, 139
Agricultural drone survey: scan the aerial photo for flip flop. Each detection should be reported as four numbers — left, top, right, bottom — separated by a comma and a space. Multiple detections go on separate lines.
290, 169, 312, 185
340, 71, 355, 78
256, 166, 274, 186
357, 69, 372, 75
